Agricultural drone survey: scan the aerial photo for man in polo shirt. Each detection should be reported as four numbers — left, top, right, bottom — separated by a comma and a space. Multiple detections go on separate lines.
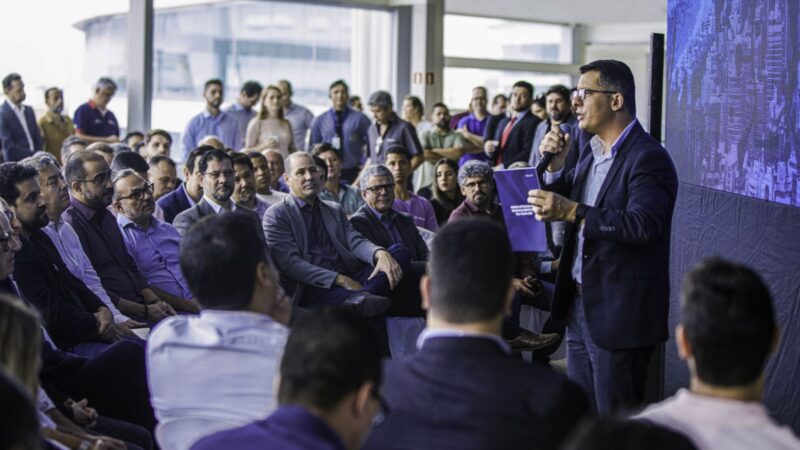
277, 80, 314, 152
415, 102, 465, 194
309, 79, 371, 183
181, 79, 241, 160
224, 80, 263, 149
247, 151, 288, 205
73, 77, 120, 144
37, 87, 75, 160
0, 73, 43, 161
365, 91, 423, 172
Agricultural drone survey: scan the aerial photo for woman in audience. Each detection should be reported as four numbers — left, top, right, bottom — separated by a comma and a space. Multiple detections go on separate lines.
245, 85, 295, 157
402, 95, 432, 134
429, 158, 463, 226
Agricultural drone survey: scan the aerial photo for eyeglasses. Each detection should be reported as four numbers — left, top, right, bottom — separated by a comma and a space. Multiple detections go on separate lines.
203, 169, 235, 180
571, 88, 618, 102
364, 183, 395, 194
462, 179, 491, 191
77, 171, 112, 186
116, 183, 154, 201
371, 389, 391, 428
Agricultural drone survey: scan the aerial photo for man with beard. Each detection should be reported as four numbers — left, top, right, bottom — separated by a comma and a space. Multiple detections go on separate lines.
180, 79, 240, 160
63, 151, 177, 323
416, 102, 465, 194
484, 81, 540, 167
38, 87, 75, 159
231, 153, 270, 219
113, 169, 199, 313
0, 162, 139, 355
247, 151, 288, 205
528, 85, 579, 168
173, 149, 260, 236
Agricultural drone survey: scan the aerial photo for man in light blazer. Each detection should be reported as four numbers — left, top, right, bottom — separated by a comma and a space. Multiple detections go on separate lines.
263, 152, 408, 318
0, 73, 43, 161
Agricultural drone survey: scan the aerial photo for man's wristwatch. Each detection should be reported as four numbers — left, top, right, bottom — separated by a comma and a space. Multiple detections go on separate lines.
574, 203, 588, 224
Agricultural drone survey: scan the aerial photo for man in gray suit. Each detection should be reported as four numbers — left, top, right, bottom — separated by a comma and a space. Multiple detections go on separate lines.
263, 152, 408, 317
174, 149, 259, 236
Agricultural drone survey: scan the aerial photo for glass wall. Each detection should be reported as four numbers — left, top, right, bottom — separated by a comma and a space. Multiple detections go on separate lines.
443, 68, 572, 111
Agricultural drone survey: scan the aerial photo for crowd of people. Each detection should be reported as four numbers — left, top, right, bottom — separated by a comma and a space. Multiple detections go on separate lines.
0, 59, 798, 450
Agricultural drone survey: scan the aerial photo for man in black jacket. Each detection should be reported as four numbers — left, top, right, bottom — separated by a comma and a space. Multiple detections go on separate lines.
484, 81, 540, 167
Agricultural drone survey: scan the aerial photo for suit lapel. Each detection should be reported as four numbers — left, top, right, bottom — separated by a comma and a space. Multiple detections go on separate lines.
593, 125, 640, 206
286, 198, 308, 256
319, 202, 348, 256
570, 143, 594, 201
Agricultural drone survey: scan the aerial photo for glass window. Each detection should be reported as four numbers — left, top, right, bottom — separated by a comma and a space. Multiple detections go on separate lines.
444, 15, 573, 64
443, 67, 572, 112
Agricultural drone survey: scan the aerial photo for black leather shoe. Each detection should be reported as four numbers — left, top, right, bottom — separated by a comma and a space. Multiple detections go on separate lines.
507, 329, 561, 352
340, 293, 391, 317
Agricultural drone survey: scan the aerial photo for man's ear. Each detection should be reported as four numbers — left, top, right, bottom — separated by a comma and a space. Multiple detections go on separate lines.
255, 260, 275, 290
675, 324, 692, 360
352, 381, 374, 418
111, 200, 123, 214
611, 93, 625, 112
420, 274, 431, 311
69, 180, 83, 195
183, 166, 191, 180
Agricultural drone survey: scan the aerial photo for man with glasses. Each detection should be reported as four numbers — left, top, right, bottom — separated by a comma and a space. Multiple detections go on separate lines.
62, 151, 177, 323
528, 59, 678, 414
113, 169, 199, 314
193, 308, 385, 450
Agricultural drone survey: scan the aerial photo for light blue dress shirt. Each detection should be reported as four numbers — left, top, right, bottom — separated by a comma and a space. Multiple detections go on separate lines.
224, 102, 256, 149
284, 103, 314, 151
181, 110, 241, 160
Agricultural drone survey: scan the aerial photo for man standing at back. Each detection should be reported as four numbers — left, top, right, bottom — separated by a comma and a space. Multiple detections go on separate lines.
73, 77, 120, 144
225, 80, 263, 149
528, 84, 579, 168
277, 80, 314, 152
181, 79, 240, 159
363, 219, 588, 450
484, 81, 539, 167
0, 73, 43, 161
528, 59, 679, 414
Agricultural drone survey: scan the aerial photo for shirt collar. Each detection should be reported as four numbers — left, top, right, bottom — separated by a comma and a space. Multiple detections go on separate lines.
462, 200, 498, 216
117, 212, 153, 230
203, 195, 235, 214
292, 194, 319, 210
368, 205, 396, 222
417, 328, 511, 354
202, 109, 224, 120
230, 102, 245, 112
5, 100, 23, 113
590, 118, 638, 158
70, 197, 104, 221
512, 109, 529, 120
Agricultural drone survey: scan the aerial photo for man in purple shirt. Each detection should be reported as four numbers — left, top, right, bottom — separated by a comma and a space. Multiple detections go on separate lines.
456, 86, 490, 154
62, 151, 179, 323
192, 308, 386, 450
384, 146, 438, 231
112, 169, 199, 311
365, 91, 423, 171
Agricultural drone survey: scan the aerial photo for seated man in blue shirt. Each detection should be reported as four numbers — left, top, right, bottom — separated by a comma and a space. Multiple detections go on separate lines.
192, 308, 385, 450
112, 169, 199, 313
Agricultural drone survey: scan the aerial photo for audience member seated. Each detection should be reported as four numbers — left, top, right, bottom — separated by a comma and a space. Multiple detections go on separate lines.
366, 91, 423, 171
198, 135, 225, 150
141, 129, 173, 161
362, 219, 588, 450
181, 79, 240, 160
485, 81, 539, 167
415, 102, 465, 194
38, 87, 75, 160
278, 80, 315, 152
247, 151, 288, 204
313, 143, 364, 216
73, 77, 120, 144
124, 131, 144, 148
108, 149, 170, 220
263, 148, 291, 193
62, 151, 177, 323
263, 152, 407, 317
456, 86, 490, 157
427, 158, 463, 226
309, 79, 371, 183
563, 418, 697, 450
230, 152, 270, 219
635, 258, 800, 449
350, 164, 427, 317
157, 146, 209, 223
148, 155, 179, 200
0, 73, 42, 161
245, 85, 296, 156
88, 142, 115, 166
60, 136, 88, 167
173, 149, 260, 235
0, 163, 140, 355
224, 80, 263, 149
384, 146, 438, 231
148, 213, 290, 450
192, 308, 384, 450
112, 169, 199, 313
0, 367, 41, 450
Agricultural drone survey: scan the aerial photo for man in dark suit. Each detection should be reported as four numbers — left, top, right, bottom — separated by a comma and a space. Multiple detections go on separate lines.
157, 145, 210, 223
263, 152, 407, 317
484, 81, 539, 167
0, 73, 43, 161
363, 219, 588, 450
528, 59, 679, 414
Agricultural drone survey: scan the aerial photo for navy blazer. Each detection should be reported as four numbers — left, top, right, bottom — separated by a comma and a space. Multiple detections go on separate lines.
0, 101, 42, 161
493, 111, 540, 167
349, 205, 429, 262
544, 121, 678, 350
363, 336, 588, 450
156, 183, 193, 224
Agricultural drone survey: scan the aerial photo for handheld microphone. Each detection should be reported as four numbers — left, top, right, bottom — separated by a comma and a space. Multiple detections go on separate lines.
537, 123, 572, 172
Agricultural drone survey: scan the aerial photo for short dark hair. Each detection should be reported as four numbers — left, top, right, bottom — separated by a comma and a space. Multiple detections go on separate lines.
512, 80, 534, 98
230, 152, 254, 172
204, 78, 223, 92
148, 155, 176, 169
403, 95, 424, 116
533, 95, 546, 108
111, 151, 148, 174
145, 129, 172, 145
186, 146, 214, 174
61, 136, 87, 162
545, 84, 572, 103
429, 219, 513, 323
2, 73, 21, 92
241, 80, 263, 98
89, 143, 114, 157
564, 418, 698, 450
180, 213, 269, 310
310, 142, 340, 159
579, 59, 636, 116
431, 102, 449, 113
329, 79, 349, 93
0, 163, 38, 206
681, 257, 776, 386
65, 151, 106, 184
198, 149, 233, 174
0, 368, 41, 450
123, 131, 144, 145
312, 155, 328, 182
278, 308, 382, 411
44, 86, 61, 101
492, 93, 507, 105
246, 151, 267, 163
384, 145, 410, 161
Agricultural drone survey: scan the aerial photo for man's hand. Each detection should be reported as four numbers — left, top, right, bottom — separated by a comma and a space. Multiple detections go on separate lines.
423, 149, 440, 163
335, 274, 363, 291
512, 278, 536, 297
370, 250, 402, 289
94, 308, 113, 335
552, 258, 560, 272
538, 128, 571, 172
90, 437, 126, 450
67, 399, 97, 427
527, 189, 579, 222
484, 140, 498, 157
145, 301, 176, 322
121, 320, 147, 329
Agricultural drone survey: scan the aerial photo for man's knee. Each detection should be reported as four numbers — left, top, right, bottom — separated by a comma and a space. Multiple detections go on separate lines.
386, 243, 411, 269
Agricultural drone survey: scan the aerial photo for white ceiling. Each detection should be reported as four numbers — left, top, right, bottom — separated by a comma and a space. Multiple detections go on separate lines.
444, 0, 667, 26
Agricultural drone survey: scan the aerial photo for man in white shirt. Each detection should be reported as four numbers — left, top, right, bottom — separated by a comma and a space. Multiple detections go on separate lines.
636, 258, 800, 450
147, 212, 292, 450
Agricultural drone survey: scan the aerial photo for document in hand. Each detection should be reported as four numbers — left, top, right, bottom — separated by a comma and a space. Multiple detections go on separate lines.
494, 167, 547, 252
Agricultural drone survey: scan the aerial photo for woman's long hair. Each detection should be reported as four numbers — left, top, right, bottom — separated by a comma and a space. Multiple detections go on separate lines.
431, 158, 464, 215
0, 293, 42, 394
257, 85, 286, 121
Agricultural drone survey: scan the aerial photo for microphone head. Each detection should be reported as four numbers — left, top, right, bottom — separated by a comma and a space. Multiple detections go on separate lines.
558, 123, 572, 135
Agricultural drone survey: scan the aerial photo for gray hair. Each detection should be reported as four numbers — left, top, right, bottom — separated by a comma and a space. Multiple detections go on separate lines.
367, 90, 393, 110
111, 169, 145, 202
95, 77, 117, 92
358, 164, 393, 191
457, 160, 493, 187
284, 152, 310, 175
20, 153, 59, 172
